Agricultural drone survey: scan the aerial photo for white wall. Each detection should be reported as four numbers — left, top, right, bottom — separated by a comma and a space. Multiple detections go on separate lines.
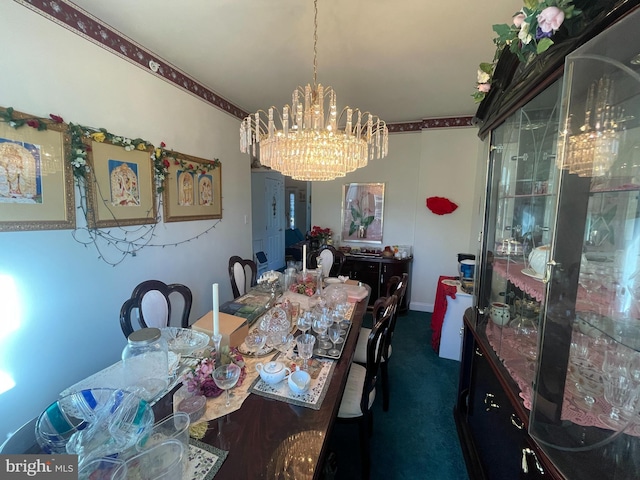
311, 127, 483, 312
0, 3, 252, 440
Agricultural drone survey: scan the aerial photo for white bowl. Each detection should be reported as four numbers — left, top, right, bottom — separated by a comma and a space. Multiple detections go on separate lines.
288, 369, 311, 394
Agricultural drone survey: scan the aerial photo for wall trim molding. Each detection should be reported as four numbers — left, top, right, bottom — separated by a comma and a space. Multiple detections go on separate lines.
15, 0, 475, 130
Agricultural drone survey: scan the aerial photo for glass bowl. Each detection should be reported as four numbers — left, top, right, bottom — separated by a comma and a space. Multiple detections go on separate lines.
35, 388, 154, 459
160, 327, 210, 356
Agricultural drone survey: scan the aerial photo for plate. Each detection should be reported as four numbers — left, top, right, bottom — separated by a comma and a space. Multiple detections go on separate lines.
441, 279, 461, 287
324, 277, 342, 285
521, 268, 544, 281
237, 341, 275, 357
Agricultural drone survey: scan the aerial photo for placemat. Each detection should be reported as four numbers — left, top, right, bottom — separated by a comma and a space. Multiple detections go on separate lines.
249, 354, 336, 410
187, 438, 227, 480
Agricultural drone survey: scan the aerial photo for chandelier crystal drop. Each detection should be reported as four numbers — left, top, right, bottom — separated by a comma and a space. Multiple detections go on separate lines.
239, 0, 388, 181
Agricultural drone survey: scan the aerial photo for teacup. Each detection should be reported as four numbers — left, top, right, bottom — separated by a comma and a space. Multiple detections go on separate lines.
288, 367, 311, 394
489, 302, 511, 326
255, 361, 291, 385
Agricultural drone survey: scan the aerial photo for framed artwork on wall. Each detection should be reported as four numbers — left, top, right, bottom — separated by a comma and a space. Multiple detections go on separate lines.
0, 107, 75, 232
85, 138, 157, 228
162, 151, 222, 222
341, 182, 385, 243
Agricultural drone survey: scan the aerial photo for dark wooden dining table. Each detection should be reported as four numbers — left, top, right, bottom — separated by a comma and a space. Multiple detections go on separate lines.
153, 285, 371, 479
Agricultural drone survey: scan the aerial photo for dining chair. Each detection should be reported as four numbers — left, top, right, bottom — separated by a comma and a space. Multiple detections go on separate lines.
353, 273, 408, 411
119, 280, 193, 338
228, 255, 258, 299
337, 299, 394, 479
307, 245, 346, 277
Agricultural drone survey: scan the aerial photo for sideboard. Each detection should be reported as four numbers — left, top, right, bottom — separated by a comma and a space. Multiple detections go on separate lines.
342, 255, 412, 312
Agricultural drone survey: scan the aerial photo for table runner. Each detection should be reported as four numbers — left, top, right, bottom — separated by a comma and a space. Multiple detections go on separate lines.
249, 354, 336, 410
187, 438, 227, 480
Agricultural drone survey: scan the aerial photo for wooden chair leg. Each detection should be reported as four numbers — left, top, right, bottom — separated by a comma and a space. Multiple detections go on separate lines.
381, 362, 390, 412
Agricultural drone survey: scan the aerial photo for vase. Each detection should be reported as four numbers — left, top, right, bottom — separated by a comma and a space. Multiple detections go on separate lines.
357, 226, 367, 238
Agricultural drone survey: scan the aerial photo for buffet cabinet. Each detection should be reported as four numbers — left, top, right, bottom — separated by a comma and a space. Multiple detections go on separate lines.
456, 5, 640, 479
343, 255, 412, 312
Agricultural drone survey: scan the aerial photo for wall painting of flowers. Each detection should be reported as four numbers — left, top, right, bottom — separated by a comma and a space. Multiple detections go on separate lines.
341, 182, 385, 243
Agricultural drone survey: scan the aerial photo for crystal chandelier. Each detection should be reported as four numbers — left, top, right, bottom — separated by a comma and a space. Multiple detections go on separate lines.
561, 75, 622, 177
239, 0, 388, 181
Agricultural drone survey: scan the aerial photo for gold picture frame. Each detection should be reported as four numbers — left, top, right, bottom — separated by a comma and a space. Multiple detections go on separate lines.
162, 152, 222, 222
341, 182, 385, 243
0, 107, 75, 232
85, 138, 157, 228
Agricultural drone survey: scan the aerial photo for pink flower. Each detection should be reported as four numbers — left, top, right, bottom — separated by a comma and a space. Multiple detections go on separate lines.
512, 12, 526, 28
478, 83, 491, 93
537, 6, 564, 33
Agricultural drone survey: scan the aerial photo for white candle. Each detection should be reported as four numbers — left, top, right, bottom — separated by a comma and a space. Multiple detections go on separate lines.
302, 244, 307, 272
212, 283, 219, 336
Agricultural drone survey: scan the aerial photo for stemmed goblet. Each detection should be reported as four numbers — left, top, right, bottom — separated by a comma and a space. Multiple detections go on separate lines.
600, 368, 637, 429
213, 364, 241, 407
296, 334, 316, 371
327, 324, 342, 357
297, 313, 312, 335
312, 317, 331, 353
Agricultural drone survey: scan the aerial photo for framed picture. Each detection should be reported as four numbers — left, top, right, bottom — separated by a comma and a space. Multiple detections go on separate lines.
0, 107, 75, 231
85, 138, 157, 228
162, 152, 222, 222
341, 182, 385, 243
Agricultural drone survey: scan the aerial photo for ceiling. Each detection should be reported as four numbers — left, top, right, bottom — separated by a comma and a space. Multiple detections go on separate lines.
69, 0, 523, 124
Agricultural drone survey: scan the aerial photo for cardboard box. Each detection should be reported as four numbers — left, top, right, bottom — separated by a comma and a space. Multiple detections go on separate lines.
192, 311, 249, 349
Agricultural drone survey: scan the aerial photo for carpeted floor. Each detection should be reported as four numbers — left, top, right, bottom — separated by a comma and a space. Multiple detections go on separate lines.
327, 310, 468, 479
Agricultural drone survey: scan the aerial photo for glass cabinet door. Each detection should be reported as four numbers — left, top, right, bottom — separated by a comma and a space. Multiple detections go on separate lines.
529, 8, 640, 479
477, 80, 561, 371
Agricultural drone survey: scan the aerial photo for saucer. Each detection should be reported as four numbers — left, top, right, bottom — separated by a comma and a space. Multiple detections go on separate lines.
521, 268, 544, 281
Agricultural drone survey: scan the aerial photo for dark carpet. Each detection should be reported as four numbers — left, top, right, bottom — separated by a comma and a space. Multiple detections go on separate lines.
327, 310, 468, 479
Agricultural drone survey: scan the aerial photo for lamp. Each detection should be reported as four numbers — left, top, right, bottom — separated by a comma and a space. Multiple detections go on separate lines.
239, 0, 388, 181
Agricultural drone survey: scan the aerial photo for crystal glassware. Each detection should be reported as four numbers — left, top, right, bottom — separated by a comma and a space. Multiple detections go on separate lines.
600, 367, 636, 429
296, 334, 316, 370
213, 364, 241, 407
244, 331, 267, 355
297, 313, 312, 335
327, 324, 342, 357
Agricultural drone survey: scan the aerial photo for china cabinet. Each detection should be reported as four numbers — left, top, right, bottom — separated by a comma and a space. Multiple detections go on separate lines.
456, 3, 640, 479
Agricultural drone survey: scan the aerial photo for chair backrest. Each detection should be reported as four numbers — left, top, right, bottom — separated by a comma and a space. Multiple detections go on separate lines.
228, 255, 258, 298
308, 245, 345, 277
120, 280, 193, 338
360, 300, 394, 415
383, 273, 408, 359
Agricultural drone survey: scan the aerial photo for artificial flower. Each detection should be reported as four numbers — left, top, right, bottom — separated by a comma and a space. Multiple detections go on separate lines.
160, 141, 166, 148
137, 143, 147, 151
27, 119, 39, 128
478, 83, 491, 93
162, 159, 170, 168
537, 6, 564, 33
512, 12, 526, 28
49, 114, 64, 123
477, 69, 490, 84
91, 132, 106, 142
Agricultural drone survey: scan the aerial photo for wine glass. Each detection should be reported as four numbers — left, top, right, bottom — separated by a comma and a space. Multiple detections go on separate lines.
213, 364, 241, 407
267, 332, 295, 358
600, 367, 636, 429
327, 324, 342, 357
297, 313, 312, 335
296, 334, 316, 370
312, 317, 331, 353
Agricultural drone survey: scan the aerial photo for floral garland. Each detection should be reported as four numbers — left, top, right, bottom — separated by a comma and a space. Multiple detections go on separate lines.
473, 0, 581, 103
151, 146, 221, 193
182, 346, 247, 398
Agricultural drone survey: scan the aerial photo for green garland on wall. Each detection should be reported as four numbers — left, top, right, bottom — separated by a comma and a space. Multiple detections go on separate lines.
0, 106, 223, 266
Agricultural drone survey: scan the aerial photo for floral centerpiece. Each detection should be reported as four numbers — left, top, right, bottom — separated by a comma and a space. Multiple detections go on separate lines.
289, 271, 320, 297
308, 226, 332, 247
182, 346, 246, 398
473, 0, 581, 103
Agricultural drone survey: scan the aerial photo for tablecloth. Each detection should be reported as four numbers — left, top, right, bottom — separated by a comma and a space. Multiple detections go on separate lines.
431, 276, 458, 352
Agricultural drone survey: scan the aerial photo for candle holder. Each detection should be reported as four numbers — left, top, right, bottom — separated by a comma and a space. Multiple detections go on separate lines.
212, 333, 222, 364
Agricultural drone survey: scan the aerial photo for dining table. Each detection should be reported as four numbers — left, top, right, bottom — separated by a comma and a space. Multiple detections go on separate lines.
153, 282, 371, 480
